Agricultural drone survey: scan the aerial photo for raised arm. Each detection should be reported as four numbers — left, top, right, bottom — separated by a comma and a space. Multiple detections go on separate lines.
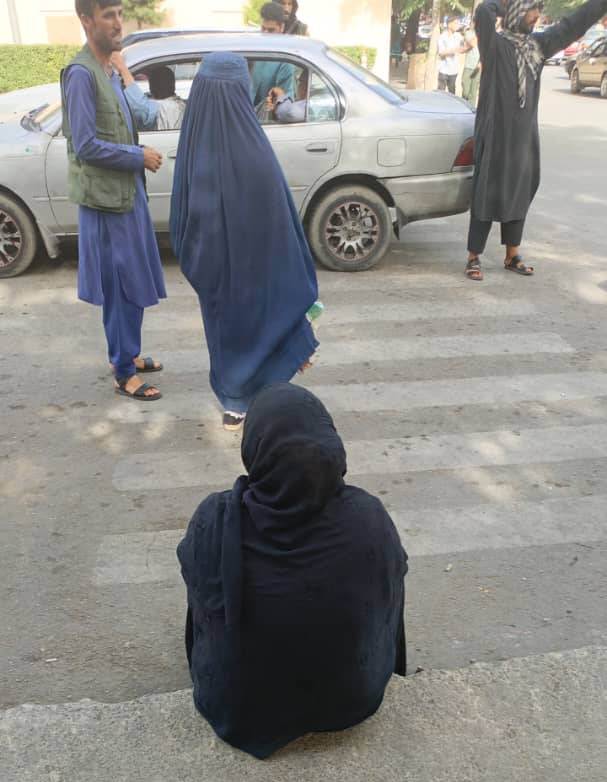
534, 0, 607, 59
63, 65, 143, 172
475, 0, 506, 62
111, 52, 159, 132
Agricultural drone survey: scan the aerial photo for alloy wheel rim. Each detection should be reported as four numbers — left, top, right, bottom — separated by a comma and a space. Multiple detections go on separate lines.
0, 209, 22, 268
324, 200, 380, 263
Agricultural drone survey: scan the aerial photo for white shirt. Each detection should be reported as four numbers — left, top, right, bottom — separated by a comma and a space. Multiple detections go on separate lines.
438, 31, 463, 76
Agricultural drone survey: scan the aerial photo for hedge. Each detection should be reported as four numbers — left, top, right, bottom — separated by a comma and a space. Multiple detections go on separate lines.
0, 45, 80, 94
334, 46, 377, 70
0, 43, 379, 95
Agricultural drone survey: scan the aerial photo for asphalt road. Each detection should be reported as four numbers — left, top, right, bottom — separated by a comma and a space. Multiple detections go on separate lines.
1, 66, 606, 709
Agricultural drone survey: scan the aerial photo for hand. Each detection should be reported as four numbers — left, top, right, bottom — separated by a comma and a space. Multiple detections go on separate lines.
110, 51, 128, 74
143, 146, 163, 173
268, 86, 286, 105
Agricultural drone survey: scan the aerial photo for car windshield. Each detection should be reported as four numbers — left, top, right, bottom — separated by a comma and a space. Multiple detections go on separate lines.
327, 49, 405, 105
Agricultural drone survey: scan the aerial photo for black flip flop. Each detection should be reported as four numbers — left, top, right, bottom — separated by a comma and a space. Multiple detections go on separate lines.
115, 378, 162, 401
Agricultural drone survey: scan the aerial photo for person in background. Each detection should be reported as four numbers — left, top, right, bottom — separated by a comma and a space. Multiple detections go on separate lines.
111, 52, 186, 131
61, 0, 165, 401
391, 12, 403, 70
276, 0, 309, 35
461, 27, 481, 105
464, 0, 607, 282
177, 383, 408, 759
438, 15, 464, 93
250, 2, 296, 107
170, 53, 319, 430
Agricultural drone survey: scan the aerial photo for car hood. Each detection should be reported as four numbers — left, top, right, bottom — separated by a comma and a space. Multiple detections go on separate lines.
0, 83, 60, 125
397, 88, 474, 115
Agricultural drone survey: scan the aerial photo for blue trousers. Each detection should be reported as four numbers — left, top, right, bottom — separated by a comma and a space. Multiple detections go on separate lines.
101, 261, 143, 380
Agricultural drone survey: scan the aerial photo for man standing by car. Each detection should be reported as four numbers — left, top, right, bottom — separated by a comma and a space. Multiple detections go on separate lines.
61, 0, 166, 399
465, 0, 607, 282
438, 16, 464, 93
461, 27, 481, 104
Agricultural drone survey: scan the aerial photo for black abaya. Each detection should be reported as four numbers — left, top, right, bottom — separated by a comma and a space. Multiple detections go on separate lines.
177, 384, 408, 759
471, 0, 607, 223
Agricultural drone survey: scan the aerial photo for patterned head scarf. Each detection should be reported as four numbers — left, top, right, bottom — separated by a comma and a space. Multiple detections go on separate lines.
501, 0, 544, 108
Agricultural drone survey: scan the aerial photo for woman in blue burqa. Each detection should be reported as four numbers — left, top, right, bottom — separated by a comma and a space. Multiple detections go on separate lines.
170, 52, 319, 430
177, 384, 408, 759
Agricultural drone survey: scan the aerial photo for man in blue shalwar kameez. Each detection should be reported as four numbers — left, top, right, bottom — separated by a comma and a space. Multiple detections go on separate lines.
61, 0, 166, 400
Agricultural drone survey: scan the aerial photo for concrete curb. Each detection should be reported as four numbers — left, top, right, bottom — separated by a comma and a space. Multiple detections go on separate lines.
2, 646, 606, 782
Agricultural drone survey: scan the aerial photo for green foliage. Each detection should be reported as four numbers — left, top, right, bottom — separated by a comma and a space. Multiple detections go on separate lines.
122, 0, 163, 30
543, 0, 585, 20
334, 46, 377, 69
0, 45, 80, 94
243, 0, 266, 26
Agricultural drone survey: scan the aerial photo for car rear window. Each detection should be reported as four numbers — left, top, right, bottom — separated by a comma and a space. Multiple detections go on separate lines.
327, 49, 405, 106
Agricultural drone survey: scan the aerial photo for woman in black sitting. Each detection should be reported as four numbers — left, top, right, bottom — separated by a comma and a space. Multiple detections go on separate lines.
177, 384, 408, 759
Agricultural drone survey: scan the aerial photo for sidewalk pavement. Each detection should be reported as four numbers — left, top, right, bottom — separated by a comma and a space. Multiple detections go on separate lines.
2, 646, 605, 782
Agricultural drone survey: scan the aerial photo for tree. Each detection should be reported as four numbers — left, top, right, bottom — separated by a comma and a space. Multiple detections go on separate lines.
243, 0, 266, 26
122, 0, 163, 30
424, 0, 441, 89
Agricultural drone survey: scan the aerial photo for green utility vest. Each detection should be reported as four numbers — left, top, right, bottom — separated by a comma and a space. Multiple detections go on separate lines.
61, 44, 138, 213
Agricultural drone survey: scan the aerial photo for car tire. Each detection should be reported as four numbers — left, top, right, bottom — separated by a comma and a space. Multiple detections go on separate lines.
0, 193, 38, 278
600, 73, 607, 99
307, 185, 392, 272
570, 68, 582, 93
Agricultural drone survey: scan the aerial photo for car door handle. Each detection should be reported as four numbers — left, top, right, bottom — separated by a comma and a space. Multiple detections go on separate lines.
306, 143, 329, 153
168, 150, 178, 159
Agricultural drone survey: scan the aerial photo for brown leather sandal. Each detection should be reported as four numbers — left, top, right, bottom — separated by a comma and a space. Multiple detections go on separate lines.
465, 258, 483, 281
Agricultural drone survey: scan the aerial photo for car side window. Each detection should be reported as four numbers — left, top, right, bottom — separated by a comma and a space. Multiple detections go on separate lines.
247, 57, 337, 125
307, 71, 338, 123
129, 59, 200, 132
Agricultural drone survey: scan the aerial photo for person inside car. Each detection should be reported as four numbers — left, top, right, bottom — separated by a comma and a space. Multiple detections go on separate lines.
266, 68, 309, 122
250, 2, 296, 107
111, 52, 186, 131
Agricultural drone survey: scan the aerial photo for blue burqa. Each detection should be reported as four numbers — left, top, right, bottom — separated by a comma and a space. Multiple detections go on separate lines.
170, 53, 319, 413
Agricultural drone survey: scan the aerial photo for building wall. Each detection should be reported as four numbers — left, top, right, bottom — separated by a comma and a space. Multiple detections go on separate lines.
165, 0, 392, 79
0, 0, 391, 79
0, 0, 83, 45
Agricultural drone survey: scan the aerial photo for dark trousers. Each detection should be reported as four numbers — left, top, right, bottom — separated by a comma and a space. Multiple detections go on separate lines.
101, 259, 144, 380
438, 72, 457, 94
467, 215, 526, 256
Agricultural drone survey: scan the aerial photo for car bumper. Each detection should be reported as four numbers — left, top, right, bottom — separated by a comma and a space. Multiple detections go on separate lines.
381, 169, 473, 226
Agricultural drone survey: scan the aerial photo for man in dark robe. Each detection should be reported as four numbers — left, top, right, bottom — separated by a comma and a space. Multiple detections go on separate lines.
465, 0, 607, 281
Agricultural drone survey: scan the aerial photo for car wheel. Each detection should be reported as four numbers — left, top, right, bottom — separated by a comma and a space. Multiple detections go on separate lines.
307, 185, 392, 272
570, 68, 582, 93
0, 193, 38, 278
600, 73, 607, 99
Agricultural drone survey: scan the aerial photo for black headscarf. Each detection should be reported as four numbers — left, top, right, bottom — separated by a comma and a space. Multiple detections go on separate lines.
177, 384, 408, 759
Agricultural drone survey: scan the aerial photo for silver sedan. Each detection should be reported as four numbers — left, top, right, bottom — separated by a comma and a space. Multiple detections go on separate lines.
0, 33, 474, 278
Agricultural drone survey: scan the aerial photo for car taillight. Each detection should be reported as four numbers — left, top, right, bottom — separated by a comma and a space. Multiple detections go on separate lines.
453, 137, 474, 168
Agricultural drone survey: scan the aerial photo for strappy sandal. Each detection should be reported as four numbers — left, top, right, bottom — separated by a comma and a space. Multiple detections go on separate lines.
465, 257, 483, 281
114, 377, 162, 401
505, 255, 534, 275
110, 356, 163, 374
136, 357, 163, 373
